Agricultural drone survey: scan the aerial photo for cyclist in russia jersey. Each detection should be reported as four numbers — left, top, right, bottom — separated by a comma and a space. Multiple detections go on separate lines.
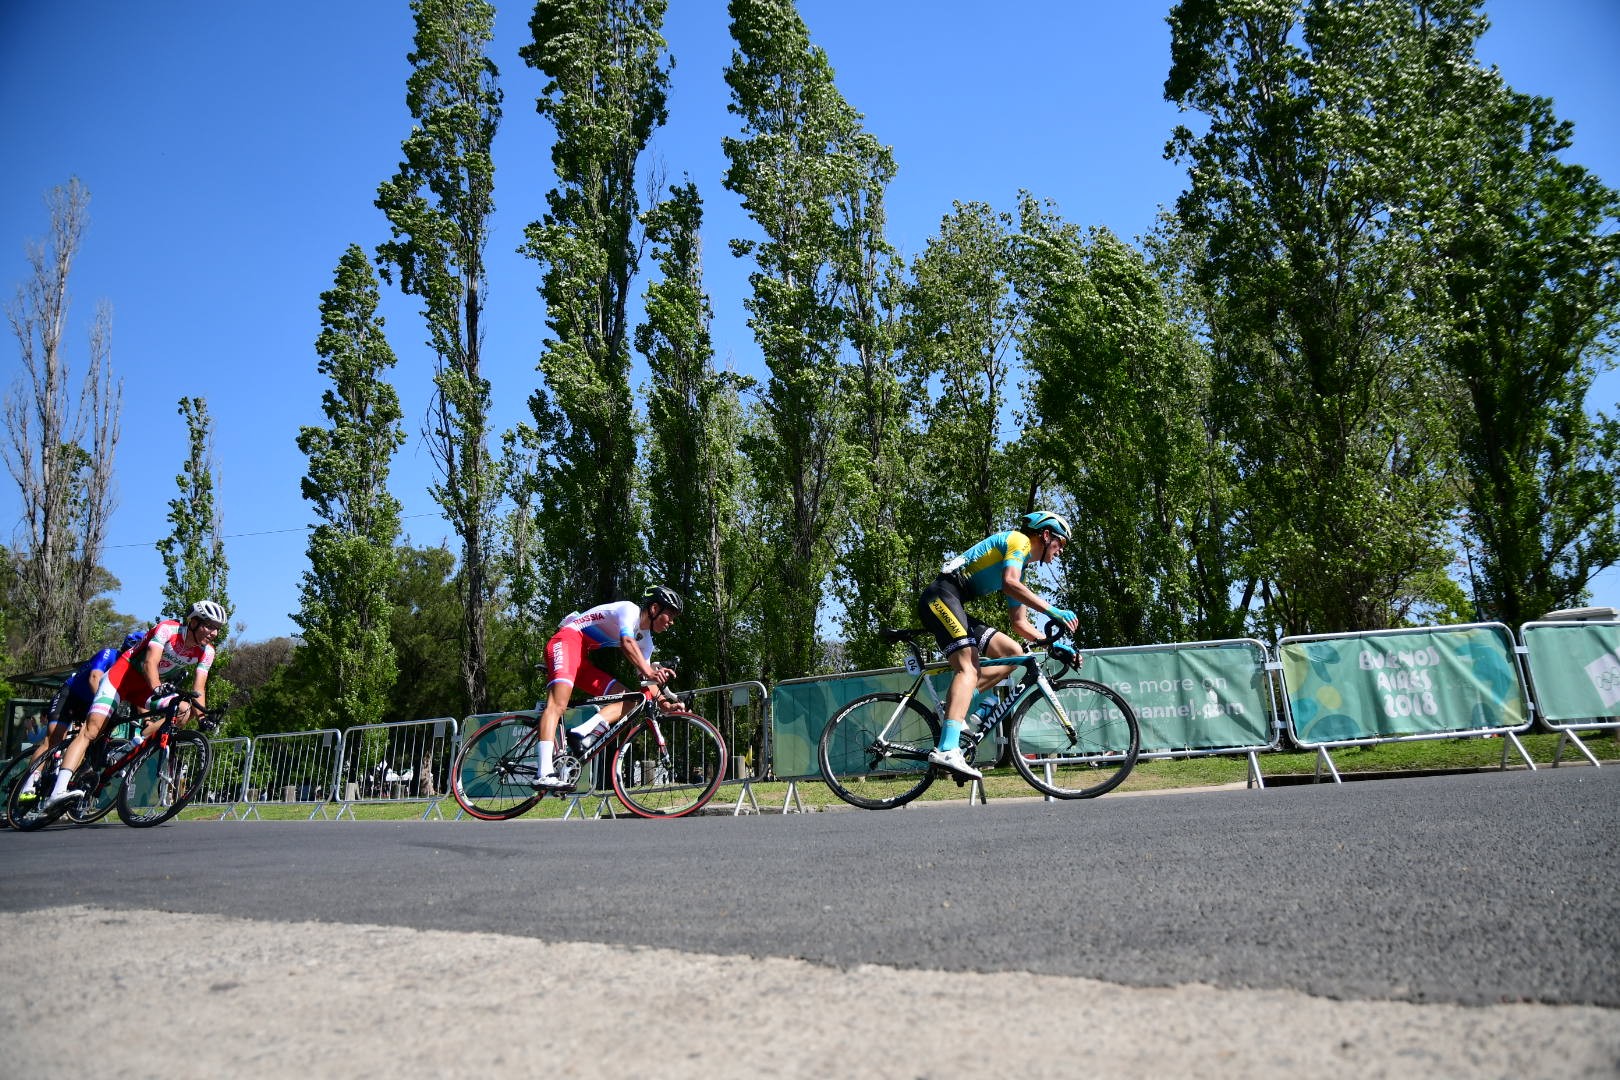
24, 631, 144, 775
529, 588, 684, 789
952, 530, 1036, 607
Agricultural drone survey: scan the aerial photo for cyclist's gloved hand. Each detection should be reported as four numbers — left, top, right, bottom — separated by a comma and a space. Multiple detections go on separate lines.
1048, 607, 1078, 627
148, 682, 178, 706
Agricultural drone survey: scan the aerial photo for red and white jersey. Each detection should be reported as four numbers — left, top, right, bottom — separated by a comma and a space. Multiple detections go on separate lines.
144, 618, 216, 677
557, 601, 654, 660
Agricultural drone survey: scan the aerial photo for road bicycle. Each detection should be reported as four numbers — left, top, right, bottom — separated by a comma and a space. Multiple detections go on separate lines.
451, 683, 727, 821
7, 690, 218, 831
818, 624, 1140, 810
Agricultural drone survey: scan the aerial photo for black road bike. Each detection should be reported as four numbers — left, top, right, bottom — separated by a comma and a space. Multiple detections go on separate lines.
818, 624, 1140, 810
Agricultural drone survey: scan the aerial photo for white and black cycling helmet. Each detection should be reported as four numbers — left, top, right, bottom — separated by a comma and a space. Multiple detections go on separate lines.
188, 599, 228, 628
642, 585, 684, 616
1020, 510, 1072, 540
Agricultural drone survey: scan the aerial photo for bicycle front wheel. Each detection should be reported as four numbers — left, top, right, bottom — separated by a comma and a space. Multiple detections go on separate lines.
450, 716, 544, 821
0, 750, 33, 829
116, 730, 212, 826
6, 756, 66, 831
1009, 678, 1139, 798
818, 692, 940, 810
610, 710, 727, 819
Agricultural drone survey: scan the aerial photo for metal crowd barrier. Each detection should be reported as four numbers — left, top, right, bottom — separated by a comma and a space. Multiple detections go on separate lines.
1518, 616, 1620, 768
334, 718, 458, 820
1076, 637, 1284, 788
1279, 622, 1537, 782
238, 728, 343, 819
202, 736, 253, 819
679, 680, 770, 815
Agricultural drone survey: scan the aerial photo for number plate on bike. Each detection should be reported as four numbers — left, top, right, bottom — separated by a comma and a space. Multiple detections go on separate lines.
904, 654, 921, 675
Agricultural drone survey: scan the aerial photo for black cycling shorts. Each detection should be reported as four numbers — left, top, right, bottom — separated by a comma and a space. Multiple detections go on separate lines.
917, 574, 998, 657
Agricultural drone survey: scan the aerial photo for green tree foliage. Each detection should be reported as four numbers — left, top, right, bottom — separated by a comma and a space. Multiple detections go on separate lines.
157, 396, 230, 623
383, 544, 466, 723
637, 181, 760, 691
376, 0, 503, 712
294, 245, 406, 729
1165, 0, 1467, 635
518, 0, 671, 610
1022, 216, 1238, 646
723, 0, 893, 679
1418, 71, 1620, 624
903, 201, 1027, 563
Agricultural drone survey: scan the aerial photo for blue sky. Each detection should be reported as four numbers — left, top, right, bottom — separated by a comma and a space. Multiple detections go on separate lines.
2, 0, 1617, 643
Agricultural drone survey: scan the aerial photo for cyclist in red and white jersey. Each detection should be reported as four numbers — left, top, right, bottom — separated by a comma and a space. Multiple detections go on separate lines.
529, 586, 683, 790
42, 599, 227, 811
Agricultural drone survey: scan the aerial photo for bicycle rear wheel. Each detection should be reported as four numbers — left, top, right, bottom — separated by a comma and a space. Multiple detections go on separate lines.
116, 730, 212, 826
450, 716, 544, 821
66, 768, 120, 825
1009, 678, 1140, 798
610, 710, 726, 819
818, 692, 940, 810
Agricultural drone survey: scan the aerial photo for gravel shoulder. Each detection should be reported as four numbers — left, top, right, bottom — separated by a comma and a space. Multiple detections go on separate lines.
5, 906, 1615, 1079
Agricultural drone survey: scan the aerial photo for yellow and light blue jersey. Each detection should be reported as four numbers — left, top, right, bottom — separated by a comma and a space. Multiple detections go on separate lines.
945, 530, 1032, 607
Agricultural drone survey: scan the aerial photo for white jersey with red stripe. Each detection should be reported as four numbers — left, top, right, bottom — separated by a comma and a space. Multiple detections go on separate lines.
146, 617, 216, 677
557, 601, 654, 660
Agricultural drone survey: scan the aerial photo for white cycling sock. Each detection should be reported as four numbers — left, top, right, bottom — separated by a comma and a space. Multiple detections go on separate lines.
49, 767, 72, 797
536, 740, 555, 777
569, 718, 608, 739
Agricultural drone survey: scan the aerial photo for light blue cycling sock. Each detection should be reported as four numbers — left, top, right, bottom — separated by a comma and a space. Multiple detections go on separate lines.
937, 718, 966, 753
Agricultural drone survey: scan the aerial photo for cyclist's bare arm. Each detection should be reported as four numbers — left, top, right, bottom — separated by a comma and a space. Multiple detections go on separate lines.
1000, 565, 1078, 635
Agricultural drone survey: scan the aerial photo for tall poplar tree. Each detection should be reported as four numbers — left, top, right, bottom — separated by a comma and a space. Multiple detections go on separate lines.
1022, 219, 1234, 646
157, 396, 229, 624
1420, 71, 1620, 624
294, 246, 406, 729
904, 201, 1026, 551
518, 0, 671, 609
637, 181, 757, 691
376, 0, 502, 711
4, 179, 123, 667
1165, 0, 1467, 635
722, 0, 892, 679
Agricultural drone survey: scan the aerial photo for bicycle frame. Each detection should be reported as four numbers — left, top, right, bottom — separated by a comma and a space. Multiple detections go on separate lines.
77, 693, 213, 801
869, 633, 1080, 765
559, 687, 687, 778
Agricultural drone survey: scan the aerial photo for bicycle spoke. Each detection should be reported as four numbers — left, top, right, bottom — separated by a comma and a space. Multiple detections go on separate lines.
117, 731, 211, 826
450, 717, 545, 820
819, 692, 939, 810
611, 711, 726, 818
1010, 679, 1140, 798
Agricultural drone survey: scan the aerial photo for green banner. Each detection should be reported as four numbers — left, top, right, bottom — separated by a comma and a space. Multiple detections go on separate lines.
1520, 622, 1620, 726
1281, 625, 1527, 744
770, 669, 982, 779
1079, 642, 1274, 753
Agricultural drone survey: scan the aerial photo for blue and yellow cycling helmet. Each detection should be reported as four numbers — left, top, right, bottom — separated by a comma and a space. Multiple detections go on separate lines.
1020, 510, 1072, 540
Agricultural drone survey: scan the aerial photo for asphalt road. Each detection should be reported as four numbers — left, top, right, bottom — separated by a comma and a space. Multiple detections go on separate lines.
3, 766, 1617, 1077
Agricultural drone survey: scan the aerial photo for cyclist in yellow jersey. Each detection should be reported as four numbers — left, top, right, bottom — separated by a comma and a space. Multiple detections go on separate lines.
915, 511, 1079, 780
